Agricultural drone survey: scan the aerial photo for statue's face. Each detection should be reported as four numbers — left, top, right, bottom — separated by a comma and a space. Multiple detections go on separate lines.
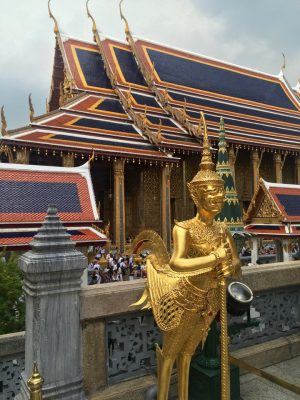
199, 184, 225, 214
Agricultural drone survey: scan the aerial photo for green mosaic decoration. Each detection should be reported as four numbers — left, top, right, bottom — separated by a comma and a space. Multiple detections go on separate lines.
215, 118, 243, 232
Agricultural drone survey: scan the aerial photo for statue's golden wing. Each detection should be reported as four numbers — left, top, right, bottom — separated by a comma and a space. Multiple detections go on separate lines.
130, 230, 169, 266
130, 230, 183, 331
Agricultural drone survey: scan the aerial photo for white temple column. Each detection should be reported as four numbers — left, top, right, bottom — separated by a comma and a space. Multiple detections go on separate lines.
251, 237, 258, 265
282, 239, 290, 262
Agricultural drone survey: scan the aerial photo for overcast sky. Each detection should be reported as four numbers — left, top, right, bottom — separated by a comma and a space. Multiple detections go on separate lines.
0, 0, 299, 129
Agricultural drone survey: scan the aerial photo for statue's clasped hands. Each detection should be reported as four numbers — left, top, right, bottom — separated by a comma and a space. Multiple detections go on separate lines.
211, 242, 232, 278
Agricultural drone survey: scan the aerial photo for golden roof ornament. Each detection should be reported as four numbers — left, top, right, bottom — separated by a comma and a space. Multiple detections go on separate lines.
48, 0, 59, 35
156, 119, 163, 143
45, 98, 50, 113
1, 106, 7, 136
88, 148, 95, 164
86, 0, 98, 37
281, 52, 286, 71
29, 94, 35, 122
119, 0, 130, 40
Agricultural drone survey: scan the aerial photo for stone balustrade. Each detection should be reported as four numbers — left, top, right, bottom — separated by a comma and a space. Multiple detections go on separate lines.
1, 261, 299, 399
80, 261, 300, 396
0, 332, 25, 400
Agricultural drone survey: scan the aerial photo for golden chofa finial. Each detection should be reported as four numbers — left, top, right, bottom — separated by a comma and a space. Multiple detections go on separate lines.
27, 362, 44, 400
156, 119, 163, 143
48, 0, 59, 35
119, 0, 130, 38
86, 0, 98, 35
88, 148, 95, 164
281, 52, 286, 72
1, 106, 7, 136
29, 94, 35, 122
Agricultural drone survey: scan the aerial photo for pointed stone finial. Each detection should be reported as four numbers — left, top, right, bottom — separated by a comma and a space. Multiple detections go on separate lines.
29, 94, 35, 122
48, 0, 59, 35
1, 106, 7, 136
27, 362, 44, 399
30, 205, 74, 254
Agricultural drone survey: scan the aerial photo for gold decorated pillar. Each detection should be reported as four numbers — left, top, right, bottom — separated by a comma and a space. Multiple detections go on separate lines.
113, 158, 126, 253
182, 160, 187, 218
274, 153, 282, 183
295, 156, 300, 184
161, 164, 172, 252
228, 147, 236, 182
251, 150, 260, 194
62, 153, 75, 167
137, 170, 145, 230
16, 148, 30, 164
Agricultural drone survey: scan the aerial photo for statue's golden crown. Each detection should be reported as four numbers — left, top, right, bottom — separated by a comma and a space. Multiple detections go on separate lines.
188, 112, 223, 190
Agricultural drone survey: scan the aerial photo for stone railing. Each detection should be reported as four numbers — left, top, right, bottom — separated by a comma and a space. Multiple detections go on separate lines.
1, 261, 299, 399
80, 261, 300, 396
0, 332, 25, 400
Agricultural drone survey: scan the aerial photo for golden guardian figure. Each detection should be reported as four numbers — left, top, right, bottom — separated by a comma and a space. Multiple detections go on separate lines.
132, 113, 241, 400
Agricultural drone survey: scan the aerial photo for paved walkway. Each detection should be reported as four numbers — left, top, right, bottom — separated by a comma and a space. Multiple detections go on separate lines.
240, 356, 300, 399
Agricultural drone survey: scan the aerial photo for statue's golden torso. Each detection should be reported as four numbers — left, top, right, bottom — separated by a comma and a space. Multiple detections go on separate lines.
176, 217, 225, 291
144, 218, 225, 335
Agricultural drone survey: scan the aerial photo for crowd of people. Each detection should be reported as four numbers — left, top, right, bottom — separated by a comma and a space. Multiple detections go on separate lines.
87, 246, 147, 285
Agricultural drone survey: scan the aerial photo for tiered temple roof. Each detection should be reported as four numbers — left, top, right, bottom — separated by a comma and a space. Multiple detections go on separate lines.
128, 37, 300, 152
245, 178, 300, 237
2, 2, 300, 160
0, 161, 106, 249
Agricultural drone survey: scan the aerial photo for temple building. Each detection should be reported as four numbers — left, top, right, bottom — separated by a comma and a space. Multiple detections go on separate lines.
1, 2, 300, 252
0, 161, 106, 251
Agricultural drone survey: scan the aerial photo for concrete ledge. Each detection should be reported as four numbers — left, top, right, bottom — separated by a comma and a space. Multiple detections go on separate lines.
241, 261, 300, 292
81, 262, 300, 321
81, 280, 146, 321
231, 333, 300, 373
87, 334, 300, 400
88, 374, 156, 400
0, 331, 25, 357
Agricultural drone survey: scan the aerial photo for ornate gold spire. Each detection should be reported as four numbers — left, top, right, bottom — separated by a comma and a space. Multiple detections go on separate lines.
1, 106, 7, 136
48, 0, 59, 35
29, 94, 35, 122
119, 0, 130, 40
86, 0, 98, 36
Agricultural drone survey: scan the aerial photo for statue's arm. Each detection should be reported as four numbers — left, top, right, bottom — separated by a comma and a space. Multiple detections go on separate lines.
170, 225, 219, 272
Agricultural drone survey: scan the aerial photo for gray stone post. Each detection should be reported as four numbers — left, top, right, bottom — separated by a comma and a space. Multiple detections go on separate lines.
17, 205, 86, 400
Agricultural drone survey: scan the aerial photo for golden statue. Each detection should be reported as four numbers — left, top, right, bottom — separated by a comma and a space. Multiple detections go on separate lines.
132, 113, 241, 400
